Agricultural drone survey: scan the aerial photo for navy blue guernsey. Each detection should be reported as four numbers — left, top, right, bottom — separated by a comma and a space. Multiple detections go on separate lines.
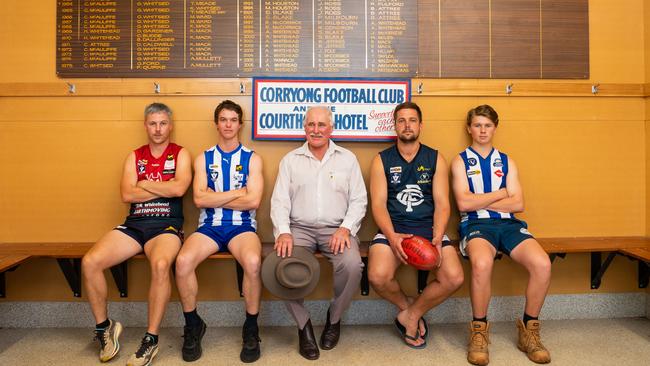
380, 144, 438, 229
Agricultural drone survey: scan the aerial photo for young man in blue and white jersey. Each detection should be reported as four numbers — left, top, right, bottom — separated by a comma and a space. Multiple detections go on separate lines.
451, 105, 551, 365
175, 100, 264, 363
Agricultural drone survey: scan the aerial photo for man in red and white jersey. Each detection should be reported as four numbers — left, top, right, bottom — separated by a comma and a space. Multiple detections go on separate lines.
82, 103, 192, 366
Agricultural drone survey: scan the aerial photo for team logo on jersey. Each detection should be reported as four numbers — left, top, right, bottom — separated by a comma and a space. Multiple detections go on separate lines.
397, 184, 424, 212
166, 154, 174, 160
209, 164, 220, 181
467, 170, 481, 176
390, 172, 401, 184
417, 172, 431, 184
164, 159, 175, 171
494, 169, 503, 177
137, 159, 148, 174
389, 166, 402, 173
467, 158, 477, 166
493, 158, 503, 168
417, 165, 426, 172
236, 164, 243, 171
146, 172, 162, 181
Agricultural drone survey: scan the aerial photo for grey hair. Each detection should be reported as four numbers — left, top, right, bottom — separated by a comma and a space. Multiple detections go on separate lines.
304, 106, 333, 126
144, 103, 173, 119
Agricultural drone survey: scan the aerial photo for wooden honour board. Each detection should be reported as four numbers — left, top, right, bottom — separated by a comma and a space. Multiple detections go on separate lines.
56, 0, 588, 78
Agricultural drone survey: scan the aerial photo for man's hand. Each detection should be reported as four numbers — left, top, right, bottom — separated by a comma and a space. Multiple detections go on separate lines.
432, 236, 443, 268
387, 233, 413, 264
274, 233, 293, 258
329, 227, 351, 255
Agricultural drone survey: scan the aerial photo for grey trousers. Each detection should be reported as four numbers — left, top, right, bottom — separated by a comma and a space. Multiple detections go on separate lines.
284, 225, 364, 329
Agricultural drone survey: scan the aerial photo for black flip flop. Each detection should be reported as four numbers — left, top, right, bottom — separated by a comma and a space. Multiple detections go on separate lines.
394, 318, 426, 349
420, 317, 429, 340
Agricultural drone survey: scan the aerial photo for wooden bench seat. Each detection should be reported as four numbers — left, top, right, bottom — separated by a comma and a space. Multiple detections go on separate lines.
1, 237, 647, 297
0, 241, 371, 298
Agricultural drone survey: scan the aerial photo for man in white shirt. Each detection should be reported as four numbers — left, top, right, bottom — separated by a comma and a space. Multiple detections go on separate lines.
270, 106, 367, 361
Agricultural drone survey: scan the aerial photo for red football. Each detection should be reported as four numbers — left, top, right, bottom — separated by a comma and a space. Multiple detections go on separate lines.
402, 235, 439, 270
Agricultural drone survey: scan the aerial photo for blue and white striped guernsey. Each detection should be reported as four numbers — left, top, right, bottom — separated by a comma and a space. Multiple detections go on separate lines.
459, 147, 513, 224
198, 144, 257, 229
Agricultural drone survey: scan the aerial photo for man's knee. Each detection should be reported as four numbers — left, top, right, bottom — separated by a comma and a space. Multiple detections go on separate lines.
82, 253, 104, 274
443, 267, 465, 292
175, 252, 195, 277
469, 255, 494, 277
334, 253, 363, 279
241, 254, 261, 276
151, 258, 173, 279
529, 255, 552, 279
368, 266, 393, 290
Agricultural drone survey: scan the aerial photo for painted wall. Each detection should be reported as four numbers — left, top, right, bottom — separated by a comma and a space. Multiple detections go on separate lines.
0, 0, 646, 301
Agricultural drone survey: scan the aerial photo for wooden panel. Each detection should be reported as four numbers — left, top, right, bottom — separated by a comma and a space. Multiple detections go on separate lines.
440, 0, 489, 78
542, 0, 589, 78
491, 0, 540, 78
0, 97, 123, 121
0, 79, 250, 97
413, 95, 645, 122
1, 81, 648, 98
417, 0, 439, 77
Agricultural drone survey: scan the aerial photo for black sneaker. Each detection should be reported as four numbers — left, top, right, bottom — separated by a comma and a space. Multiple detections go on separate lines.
240, 326, 261, 363
182, 319, 206, 362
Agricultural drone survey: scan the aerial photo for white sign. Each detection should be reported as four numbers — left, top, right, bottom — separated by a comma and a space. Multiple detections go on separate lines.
252, 77, 411, 141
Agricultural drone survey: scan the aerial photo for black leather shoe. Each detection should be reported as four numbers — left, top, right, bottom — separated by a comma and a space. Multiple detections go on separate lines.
298, 319, 320, 360
320, 309, 340, 350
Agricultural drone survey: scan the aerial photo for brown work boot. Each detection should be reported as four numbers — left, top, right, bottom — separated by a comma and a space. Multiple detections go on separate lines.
467, 321, 490, 365
516, 319, 551, 364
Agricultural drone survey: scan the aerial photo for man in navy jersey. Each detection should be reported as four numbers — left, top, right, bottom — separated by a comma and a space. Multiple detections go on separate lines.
175, 100, 264, 363
451, 105, 551, 365
82, 103, 192, 366
368, 101, 464, 349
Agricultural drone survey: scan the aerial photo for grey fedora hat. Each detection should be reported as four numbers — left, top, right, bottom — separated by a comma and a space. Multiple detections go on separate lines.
261, 246, 320, 300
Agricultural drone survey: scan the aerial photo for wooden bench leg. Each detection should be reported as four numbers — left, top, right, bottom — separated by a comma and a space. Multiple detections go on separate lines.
236, 261, 244, 297
590, 252, 617, 289
57, 258, 82, 297
0, 272, 5, 298
110, 261, 129, 298
638, 261, 649, 289
417, 270, 429, 294
0, 264, 25, 298
361, 257, 369, 296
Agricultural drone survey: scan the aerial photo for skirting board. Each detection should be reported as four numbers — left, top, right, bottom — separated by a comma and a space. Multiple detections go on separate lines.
0, 292, 646, 328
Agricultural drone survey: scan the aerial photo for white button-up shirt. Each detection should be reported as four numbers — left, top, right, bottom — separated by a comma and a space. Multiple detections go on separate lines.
271, 141, 367, 239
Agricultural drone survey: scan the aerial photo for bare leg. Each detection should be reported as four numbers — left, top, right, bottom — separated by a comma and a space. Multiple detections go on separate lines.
143, 233, 181, 334
368, 244, 407, 309
227, 232, 262, 315
82, 230, 142, 324
467, 238, 497, 318
509, 239, 552, 317
397, 245, 464, 346
174, 233, 218, 312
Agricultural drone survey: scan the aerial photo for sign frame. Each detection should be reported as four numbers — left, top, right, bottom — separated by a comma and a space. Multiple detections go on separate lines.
251, 77, 411, 142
